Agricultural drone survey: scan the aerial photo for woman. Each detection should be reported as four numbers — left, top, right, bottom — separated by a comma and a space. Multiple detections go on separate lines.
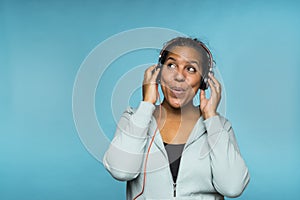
103, 37, 250, 199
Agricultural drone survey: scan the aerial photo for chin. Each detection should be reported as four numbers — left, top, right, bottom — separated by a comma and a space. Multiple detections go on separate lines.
168, 98, 189, 109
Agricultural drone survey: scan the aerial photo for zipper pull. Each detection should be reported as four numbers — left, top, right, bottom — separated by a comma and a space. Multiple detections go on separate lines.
173, 182, 177, 197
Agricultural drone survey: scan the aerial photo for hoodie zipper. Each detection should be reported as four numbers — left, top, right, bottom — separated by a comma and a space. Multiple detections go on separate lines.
152, 117, 205, 199
173, 182, 177, 197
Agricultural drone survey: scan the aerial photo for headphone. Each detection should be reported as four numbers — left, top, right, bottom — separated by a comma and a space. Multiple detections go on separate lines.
157, 38, 214, 90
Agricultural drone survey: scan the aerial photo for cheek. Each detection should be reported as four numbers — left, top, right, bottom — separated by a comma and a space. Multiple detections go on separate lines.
186, 76, 201, 90
160, 68, 172, 82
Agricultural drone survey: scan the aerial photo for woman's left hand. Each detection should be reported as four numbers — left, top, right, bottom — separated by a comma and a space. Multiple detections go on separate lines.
200, 73, 222, 120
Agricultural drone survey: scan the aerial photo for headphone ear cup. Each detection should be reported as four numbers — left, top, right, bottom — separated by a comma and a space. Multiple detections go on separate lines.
199, 76, 208, 90
156, 73, 161, 84
155, 63, 162, 84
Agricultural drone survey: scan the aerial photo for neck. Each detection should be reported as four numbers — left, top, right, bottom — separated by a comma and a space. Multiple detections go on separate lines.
161, 99, 200, 119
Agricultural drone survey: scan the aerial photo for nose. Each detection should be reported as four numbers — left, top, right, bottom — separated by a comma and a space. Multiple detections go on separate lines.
174, 70, 185, 82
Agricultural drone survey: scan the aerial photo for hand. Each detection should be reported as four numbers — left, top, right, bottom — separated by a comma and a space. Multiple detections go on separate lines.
200, 73, 221, 119
143, 65, 161, 104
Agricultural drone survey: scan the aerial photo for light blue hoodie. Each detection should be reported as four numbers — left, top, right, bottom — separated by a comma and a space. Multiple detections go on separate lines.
103, 101, 250, 199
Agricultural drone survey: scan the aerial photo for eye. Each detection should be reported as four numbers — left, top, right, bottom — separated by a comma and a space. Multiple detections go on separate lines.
187, 66, 197, 73
167, 63, 176, 69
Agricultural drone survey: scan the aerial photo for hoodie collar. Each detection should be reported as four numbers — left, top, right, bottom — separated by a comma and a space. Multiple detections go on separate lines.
149, 116, 207, 155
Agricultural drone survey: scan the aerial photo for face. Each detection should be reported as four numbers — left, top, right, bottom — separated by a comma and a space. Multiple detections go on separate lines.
160, 46, 203, 108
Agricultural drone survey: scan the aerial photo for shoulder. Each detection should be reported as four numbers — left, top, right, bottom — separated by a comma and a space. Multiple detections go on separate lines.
203, 114, 233, 131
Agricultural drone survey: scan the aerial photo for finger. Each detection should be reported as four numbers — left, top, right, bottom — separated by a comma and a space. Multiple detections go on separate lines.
208, 74, 221, 94
144, 65, 158, 83
208, 73, 221, 89
208, 78, 217, 95
144, 67, 160, 85
150, 67, 160, 81
200, 89, 206, 101
145, 64, 157, 76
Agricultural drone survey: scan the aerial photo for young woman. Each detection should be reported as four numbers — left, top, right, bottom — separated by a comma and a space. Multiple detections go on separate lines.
103, 37, 250, 199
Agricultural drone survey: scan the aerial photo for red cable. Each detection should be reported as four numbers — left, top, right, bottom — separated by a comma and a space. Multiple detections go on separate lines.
133, 91, 162, 200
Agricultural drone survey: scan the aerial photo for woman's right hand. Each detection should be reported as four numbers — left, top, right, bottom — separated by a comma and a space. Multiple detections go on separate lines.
142, 64, 161, 104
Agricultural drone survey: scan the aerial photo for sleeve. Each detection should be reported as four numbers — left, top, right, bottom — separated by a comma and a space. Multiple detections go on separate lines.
103, 101, 155, 181
203, 115, 250, 198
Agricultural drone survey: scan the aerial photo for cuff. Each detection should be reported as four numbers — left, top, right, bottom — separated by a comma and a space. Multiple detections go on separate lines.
203, 115, 225, 135
131, 101, 155, 127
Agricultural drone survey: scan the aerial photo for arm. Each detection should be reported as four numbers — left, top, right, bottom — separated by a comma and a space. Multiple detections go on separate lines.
103, 65, 160, 181
204, 115, 250, 197
103, 101, 155, 181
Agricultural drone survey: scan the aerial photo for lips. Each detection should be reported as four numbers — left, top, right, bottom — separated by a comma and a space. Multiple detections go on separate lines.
170, 86, 187, 97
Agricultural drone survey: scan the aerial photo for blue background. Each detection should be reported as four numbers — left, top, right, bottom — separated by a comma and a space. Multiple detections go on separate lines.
1, 0, 300, 199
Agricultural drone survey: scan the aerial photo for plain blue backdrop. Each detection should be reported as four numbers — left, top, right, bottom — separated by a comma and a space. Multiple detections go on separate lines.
1, 0, 300, 199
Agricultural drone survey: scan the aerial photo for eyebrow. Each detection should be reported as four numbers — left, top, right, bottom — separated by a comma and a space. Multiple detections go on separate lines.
166, 56, 200, 66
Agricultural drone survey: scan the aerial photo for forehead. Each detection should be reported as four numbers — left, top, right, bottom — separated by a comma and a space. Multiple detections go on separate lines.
166, 46, 202, 63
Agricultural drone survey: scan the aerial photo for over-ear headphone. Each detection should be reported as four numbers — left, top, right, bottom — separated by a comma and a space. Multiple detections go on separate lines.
157, 38, 214, 90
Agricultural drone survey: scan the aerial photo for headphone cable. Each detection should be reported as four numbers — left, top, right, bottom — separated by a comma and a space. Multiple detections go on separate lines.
133, 90, 162, 200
